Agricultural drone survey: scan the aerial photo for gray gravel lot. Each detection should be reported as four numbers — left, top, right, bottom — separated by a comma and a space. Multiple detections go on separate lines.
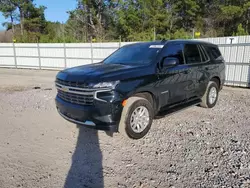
0, 68, 250, 188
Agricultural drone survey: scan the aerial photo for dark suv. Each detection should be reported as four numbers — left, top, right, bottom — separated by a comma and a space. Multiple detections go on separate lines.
55, 40, 225, 139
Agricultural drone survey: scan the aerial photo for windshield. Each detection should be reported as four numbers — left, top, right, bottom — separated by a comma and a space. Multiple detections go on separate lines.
103, 43, 163, 65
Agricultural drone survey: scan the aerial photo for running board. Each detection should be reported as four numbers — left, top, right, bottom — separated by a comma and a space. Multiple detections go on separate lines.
155, 99, 201, 119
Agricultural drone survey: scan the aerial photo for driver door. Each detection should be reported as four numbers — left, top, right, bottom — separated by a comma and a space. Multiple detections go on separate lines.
156, 43, 192, 107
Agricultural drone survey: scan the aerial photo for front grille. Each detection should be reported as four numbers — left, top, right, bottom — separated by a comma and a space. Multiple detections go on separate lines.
57, 90, 94, 105
56, 79, 95, 106
56, 78, 89, 88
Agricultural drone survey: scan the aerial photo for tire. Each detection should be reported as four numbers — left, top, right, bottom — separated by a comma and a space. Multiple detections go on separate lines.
200, 81, 219, 108
119, 96, 154, 139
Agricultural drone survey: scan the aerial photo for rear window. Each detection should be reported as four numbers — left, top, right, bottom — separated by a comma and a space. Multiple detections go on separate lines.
204, 45, 222, 60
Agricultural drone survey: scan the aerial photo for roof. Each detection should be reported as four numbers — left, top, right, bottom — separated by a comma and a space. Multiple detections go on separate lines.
123, 39, 217, 47
128, 41, 165, 45
167, 39, 216, 46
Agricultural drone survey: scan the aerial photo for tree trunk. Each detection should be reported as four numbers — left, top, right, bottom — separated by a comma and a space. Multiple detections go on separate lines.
19, 7, 24, 36
10, 15, 15, 36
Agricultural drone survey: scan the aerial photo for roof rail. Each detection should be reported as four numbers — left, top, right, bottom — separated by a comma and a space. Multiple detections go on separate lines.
161, 39, 167, 43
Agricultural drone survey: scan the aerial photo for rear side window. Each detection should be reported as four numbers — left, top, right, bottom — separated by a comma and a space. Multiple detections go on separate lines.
184, 44, 202, 64
198, 45, 210, 62
204, 45, 222, 60
161, 44, 184, 64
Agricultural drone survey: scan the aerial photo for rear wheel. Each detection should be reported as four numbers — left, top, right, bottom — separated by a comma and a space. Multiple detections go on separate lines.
200, 81, 219, 108
119, 96, 153, 139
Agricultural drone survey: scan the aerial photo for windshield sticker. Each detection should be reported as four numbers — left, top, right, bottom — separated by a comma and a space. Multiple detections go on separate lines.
149, 45, 164, 48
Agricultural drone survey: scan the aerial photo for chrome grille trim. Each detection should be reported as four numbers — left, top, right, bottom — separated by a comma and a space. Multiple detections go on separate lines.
94, 89, 112, 102
56, 83, 96, 92
56, 85, 95, 95
56, 80, 96, 105
55, 79, 112, 105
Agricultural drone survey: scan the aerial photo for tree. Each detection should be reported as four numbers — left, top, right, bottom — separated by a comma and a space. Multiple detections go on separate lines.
39, 22, 66, 43
0, 0, 48, 42
71, 0, 116, 41
234, 23, 248, 36
171, 0, 200, 31
23, 5, 47, 39
115, 0, 173, 41
0, 0, 34, 35
0, 0, 17, 34
1, 0, 250, 43
66, 8, 89, 42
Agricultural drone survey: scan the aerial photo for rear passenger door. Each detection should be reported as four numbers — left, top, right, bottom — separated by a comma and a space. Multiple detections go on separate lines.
195, 45, 212, 96
183, 43, 204, 99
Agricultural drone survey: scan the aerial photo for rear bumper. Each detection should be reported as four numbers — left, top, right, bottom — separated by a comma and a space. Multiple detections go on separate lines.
55, 96, 123, 132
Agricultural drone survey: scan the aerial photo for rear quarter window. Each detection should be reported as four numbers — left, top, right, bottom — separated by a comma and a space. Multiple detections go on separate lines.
204, 45, 222, 60
198, 45, 210, 62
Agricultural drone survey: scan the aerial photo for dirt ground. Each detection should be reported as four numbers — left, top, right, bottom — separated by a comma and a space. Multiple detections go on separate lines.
0, 68, 250, 188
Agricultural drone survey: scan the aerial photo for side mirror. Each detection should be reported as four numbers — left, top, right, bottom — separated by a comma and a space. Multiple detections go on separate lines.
162, 57, 179, 68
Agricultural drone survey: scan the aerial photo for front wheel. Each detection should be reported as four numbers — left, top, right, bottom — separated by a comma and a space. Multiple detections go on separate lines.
119, 96, 153, 139
200, 81, 219, 108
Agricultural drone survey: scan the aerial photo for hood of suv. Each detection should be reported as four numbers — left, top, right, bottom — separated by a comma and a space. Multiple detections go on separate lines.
56, 62, 154, 83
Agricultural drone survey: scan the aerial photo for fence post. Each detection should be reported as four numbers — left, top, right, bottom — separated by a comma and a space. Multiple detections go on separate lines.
12, 42, 17, 68
226, 45, 232, 85
232, 45, 239, 86
63, 42, 67, 68
239, 37, 247, 86
37, 42, 41, 69
90, 37, 94, 64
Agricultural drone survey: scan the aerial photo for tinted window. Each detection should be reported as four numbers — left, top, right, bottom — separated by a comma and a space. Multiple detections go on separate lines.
161, 44, 184, 64
199, 45, 209, 62
204, 45, 221, 60
103, 43, 162, 65
184, 44, 201, 64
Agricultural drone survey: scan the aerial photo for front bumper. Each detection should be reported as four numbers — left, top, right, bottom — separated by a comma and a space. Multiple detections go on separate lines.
55, 96, 123, 132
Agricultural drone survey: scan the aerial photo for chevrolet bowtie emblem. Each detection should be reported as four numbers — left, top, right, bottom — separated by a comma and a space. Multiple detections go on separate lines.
61, 87, 69, 92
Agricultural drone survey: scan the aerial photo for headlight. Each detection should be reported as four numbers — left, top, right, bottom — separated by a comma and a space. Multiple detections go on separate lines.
91, 81, 120, 89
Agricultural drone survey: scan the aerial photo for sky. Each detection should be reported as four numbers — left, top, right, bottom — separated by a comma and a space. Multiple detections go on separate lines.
0, 0, 77, 31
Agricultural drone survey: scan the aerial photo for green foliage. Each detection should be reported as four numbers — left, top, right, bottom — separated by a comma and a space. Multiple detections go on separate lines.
0, 0, 16, 19
234, 24, 249, 36
173, 0, 200, 30
0, 0, 47, 42
220, 6, 243, 20
172, 29, 192, 39
1, 0, 250, 42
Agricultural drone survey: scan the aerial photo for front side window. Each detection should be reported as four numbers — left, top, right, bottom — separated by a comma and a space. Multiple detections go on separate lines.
184, 44, 202, 64
161, 44, 184, 64
103, 43, 162, 65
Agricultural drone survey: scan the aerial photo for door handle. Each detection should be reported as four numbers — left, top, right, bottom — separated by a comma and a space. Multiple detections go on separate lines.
184, 70, 191, 74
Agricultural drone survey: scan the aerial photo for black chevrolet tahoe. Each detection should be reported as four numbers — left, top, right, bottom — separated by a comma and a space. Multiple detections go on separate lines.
55, 40, 225, 139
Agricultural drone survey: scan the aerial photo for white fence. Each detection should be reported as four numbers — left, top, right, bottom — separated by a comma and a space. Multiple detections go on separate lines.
197, 36, 250, 87
0, 42, 135, 69
0, 35, 250, 87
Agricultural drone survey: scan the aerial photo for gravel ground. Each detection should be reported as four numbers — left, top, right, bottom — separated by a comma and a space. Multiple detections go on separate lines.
0, 68, 250, 188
